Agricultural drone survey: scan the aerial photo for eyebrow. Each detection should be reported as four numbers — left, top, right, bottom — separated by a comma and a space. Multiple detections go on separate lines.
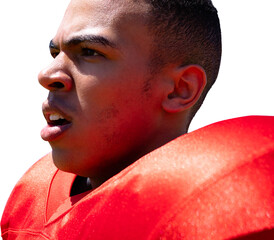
49, 34, 118, 50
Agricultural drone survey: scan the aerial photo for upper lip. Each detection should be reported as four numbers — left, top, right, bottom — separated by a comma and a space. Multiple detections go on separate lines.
42, 100, 72, 124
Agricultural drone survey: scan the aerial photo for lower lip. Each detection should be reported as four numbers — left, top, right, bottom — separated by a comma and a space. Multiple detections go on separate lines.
40, 123, 72, 142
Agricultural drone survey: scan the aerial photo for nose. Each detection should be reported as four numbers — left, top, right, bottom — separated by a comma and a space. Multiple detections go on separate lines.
38, 56, 73, 91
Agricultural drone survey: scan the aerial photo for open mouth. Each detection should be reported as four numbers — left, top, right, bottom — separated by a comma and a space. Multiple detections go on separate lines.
48, 113, 71, 126
41, 104, 73, 141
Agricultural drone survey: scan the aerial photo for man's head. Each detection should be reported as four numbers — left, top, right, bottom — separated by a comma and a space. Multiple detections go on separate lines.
38, 0, 221, 187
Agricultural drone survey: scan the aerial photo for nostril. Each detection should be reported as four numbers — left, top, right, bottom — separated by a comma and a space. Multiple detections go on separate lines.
38, 69, 72, 91
48, 82, 65, 89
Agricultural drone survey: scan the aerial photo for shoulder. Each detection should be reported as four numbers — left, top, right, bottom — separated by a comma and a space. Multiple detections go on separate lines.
145, 115, 274, 239
1, 154, 57, 233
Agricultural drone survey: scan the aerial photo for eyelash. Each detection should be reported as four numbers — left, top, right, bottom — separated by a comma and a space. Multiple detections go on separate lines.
50, 48, 102, 59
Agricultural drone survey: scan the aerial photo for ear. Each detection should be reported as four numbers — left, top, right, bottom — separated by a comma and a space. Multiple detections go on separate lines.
162, 65, 207, 113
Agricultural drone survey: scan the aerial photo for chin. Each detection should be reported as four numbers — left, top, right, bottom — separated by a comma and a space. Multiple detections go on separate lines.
51, 148, 99, 177
51, 149, 75, 173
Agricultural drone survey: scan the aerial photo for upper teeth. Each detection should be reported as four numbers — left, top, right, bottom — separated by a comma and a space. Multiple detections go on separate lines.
49, 113, 65, 121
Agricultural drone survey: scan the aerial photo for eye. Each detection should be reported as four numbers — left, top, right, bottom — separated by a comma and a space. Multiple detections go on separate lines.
82, 48, 101, 57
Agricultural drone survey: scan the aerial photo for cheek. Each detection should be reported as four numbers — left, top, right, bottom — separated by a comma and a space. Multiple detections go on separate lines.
72, 65, 155, 134
96, 105, 120, 123
75, 76, 138, 122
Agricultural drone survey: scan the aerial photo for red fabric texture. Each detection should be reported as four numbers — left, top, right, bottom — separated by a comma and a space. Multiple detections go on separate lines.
1, 116, 274, 239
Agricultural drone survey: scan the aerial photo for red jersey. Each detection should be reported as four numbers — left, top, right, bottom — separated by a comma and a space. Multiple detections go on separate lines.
1, 116, 274, 239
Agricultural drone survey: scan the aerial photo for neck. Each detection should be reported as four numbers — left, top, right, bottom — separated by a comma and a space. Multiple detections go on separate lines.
86, 114, 189, 189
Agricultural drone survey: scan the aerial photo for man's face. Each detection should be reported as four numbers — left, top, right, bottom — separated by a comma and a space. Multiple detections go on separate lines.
39, 0, 165, 179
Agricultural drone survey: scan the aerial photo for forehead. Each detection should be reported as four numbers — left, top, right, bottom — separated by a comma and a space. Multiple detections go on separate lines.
55, 0, 152, 51
66, 0, 150, 24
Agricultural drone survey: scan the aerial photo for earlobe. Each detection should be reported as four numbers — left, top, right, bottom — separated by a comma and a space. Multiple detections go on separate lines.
162, 65, 207, 113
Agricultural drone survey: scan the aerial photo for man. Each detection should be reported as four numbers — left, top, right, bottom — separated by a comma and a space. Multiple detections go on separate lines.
2, 0, 273, 239
38, 0, 221, 190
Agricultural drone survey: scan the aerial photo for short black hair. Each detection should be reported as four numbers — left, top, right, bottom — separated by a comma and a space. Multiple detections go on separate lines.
146, 0, 222, 123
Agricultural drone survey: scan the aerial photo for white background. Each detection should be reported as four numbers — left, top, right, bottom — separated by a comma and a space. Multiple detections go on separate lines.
0, 0, 273, 218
